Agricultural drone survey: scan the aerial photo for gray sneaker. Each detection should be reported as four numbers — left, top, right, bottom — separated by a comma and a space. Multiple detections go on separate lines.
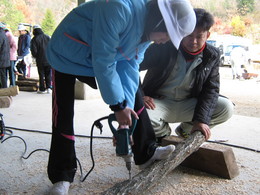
37, 90, 46, 94
49, 181, 70, 195
138, 145, 175, 170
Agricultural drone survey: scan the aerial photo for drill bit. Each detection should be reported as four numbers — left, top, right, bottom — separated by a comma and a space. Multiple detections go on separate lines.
124, 155, 133, 180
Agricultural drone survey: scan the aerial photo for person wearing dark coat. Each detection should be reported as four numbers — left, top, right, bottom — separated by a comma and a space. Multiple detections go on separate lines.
30, 25, 52, 93
17, 24, 32, 77
135, 8, 234, 142
0, 23, 10, 88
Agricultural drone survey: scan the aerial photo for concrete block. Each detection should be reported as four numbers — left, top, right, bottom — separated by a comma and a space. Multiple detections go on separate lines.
75, 80, 86, 100
74, 80, 101, 100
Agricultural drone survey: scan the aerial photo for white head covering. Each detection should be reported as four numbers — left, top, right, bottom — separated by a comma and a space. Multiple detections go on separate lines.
33, 24, 41, 29
158, 0, 196, 49
18, 24, 26, 31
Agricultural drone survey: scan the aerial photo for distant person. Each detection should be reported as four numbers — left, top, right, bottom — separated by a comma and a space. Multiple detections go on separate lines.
138, 8, 234, 142
0, 23, 10, 88
30, 25, 52, 93
230, 46, 246, 80
17, 24, 32, 77
3, 23, 18, 86
46, 0, 196, 194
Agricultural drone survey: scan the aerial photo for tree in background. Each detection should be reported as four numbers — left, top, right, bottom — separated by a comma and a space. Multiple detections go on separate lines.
0, 0, 25, 33
236, 0, 255, 16
41, 9, 56, 36
13, 0, 32, 23
231, 16, 246, 36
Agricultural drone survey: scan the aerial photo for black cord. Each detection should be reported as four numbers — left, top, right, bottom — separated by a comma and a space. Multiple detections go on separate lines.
1, 135, 28, 158
2, 115, 259, 183
5, 126, 113, 140
3, 116, 111, 182
207, 140, 260, 153
80, 116, 109, 182
22, 148, 50, 159
0, 113, 6, 140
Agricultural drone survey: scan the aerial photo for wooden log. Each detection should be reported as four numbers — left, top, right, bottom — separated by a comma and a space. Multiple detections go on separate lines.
16, 80, 39, 87
161, 135, 185, 146
242, 72, 259, 79
161, 136, 239, 179
181, 144, 239, 179
18, 86, 38, 92
18, 76, 39, 82
0, 96, 12, 108
0, 86, 19, 97
102, 131, 205, 195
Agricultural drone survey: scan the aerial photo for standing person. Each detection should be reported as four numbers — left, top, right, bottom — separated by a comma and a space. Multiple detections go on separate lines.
230, 46, 246, 80
0, 23, 10, 88
138, 8, 234, 142
3, 23, 18, 87
30, 25, 52, 93
46, 0, 196, 194
17, 24, 32, 77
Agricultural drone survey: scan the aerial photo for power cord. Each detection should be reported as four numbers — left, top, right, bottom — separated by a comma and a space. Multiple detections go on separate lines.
1, 113, 259, 183
206, 140, 260, 153
79, 116, 109, 182
1, 115, 112, 182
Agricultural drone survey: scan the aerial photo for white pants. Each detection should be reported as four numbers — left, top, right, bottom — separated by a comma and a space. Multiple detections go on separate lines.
231, 59, 243, 78
147, 96, 234, 137
23, 53, 32, 67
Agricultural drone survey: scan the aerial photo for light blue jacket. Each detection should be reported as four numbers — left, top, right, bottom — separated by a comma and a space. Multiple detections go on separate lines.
47, 0, 151, 108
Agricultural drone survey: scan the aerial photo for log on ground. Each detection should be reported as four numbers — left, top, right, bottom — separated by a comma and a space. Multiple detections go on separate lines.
17, 76, 39, 82
18, 86, 38, 92
0, 86, 19, 97
0, 96, 12, 108
16, 80, 39, 87
102, 131, 205, 195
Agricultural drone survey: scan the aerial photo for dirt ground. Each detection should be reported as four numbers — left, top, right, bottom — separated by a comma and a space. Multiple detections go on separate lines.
0, 66, 259, 195
218, 66, 260, 118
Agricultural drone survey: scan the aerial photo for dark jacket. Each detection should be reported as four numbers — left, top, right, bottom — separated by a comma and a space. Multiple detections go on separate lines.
30, 28, 51, 67
0, 28, 10, 68
17, 32, 31, 56
140, 41, 220, 125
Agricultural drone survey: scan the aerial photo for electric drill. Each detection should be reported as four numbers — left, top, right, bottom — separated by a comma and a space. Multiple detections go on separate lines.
108, 114, 137, 180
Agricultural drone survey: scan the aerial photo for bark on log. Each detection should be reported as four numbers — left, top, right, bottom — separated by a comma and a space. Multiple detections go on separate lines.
0, 96, 12, 108
18, 76, 39, 82
0, 86, 19, 97
18, 86, 38, 92
102, 131, 205, 195
16, 80, 39, 87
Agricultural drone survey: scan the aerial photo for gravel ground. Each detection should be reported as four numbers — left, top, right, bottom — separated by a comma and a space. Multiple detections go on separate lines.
0, 66, 259, 195
218, 66, 260, 118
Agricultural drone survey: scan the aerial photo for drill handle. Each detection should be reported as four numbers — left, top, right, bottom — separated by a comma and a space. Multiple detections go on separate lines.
108, 114, 137, 136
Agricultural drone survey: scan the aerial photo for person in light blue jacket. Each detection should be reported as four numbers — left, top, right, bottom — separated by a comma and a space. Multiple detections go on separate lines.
47, 0, 196, 194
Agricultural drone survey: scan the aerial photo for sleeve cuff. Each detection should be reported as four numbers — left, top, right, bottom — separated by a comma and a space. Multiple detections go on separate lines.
109, 100, 127, 112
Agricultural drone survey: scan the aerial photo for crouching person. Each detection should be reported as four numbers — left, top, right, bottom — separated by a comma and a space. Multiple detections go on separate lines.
139, 8, 234, 142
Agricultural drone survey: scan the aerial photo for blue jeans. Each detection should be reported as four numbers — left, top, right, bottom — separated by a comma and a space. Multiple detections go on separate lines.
6, 61, 16, 86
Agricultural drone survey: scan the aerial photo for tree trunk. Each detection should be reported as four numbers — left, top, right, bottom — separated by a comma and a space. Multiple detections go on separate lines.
0, 96, 12, 108
18, 86, 38, 92
16, 80, 39, 87
0, 86, 19, 97
102, 131, 205, 195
